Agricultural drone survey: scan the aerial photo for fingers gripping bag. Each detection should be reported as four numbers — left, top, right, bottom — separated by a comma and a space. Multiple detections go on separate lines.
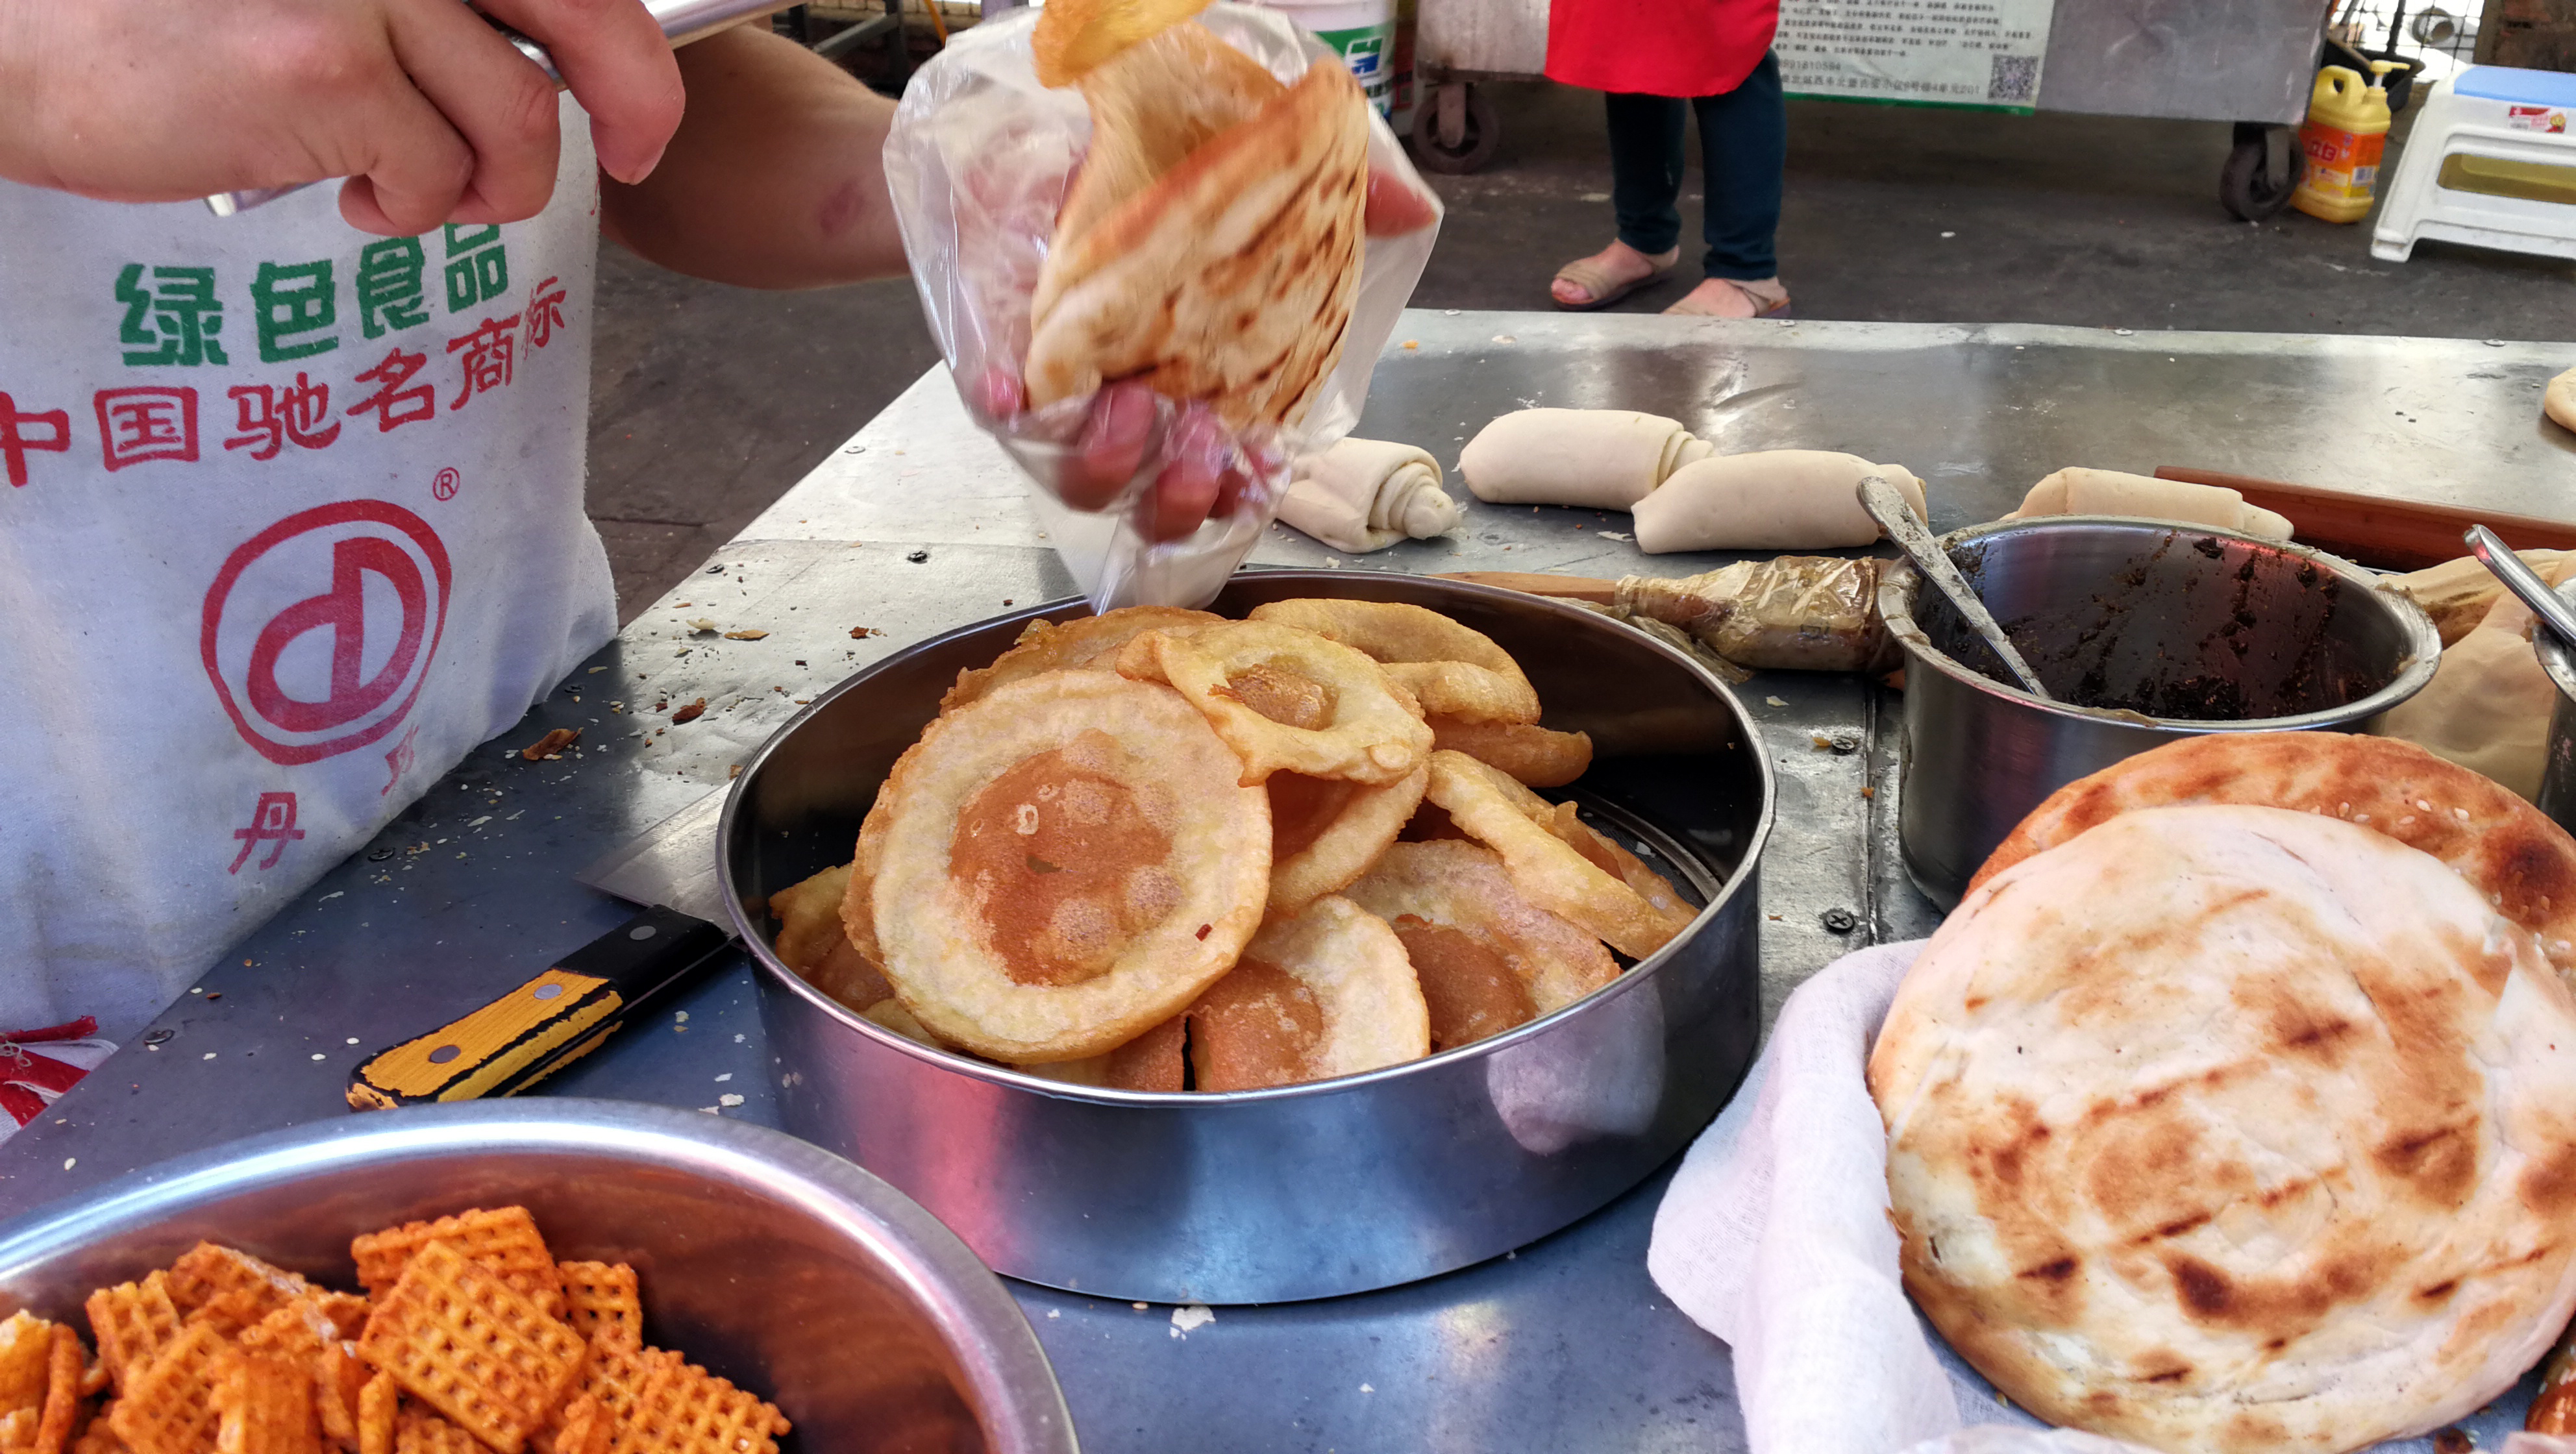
884, 0, 1441, 608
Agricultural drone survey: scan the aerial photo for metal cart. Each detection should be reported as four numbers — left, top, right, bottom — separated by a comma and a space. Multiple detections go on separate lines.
1409, 0, 2388, 221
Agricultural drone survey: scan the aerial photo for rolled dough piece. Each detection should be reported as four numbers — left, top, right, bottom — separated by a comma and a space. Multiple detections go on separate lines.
1457, 408, 1711, 510
2005, 467, 2293, 539
2549, 367, 2576, 432
2379, 554, 2576, 801
1276, 437, 1462, 553
1629, 450, 1926, 554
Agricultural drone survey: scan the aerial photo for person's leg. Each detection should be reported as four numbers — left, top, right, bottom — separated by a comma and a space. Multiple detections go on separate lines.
1665, 51, 1790, 316
1608, 90, 1689, 257
1552, 92, 1687, 308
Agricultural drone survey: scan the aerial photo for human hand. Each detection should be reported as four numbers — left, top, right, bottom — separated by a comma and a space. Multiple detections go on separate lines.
0, 0, 685, 234
997, 166, 1434, 540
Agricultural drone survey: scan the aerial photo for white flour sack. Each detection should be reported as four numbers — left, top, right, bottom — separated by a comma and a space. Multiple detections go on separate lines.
0, 99, 615, 1035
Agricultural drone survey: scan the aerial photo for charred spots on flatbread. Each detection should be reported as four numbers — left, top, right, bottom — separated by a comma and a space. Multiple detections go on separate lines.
2372, 1121, 2480, 1207
2521, 1140, 2576, 1216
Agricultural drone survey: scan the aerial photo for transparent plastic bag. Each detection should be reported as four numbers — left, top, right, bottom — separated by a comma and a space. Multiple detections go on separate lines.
882, 3, 1441, 609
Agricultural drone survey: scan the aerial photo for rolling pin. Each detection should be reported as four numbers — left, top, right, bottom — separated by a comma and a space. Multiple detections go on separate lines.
2153, 467, 2576, 571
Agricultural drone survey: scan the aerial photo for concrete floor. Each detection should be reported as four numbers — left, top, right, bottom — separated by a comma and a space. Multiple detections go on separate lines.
586, 77, 2576, 620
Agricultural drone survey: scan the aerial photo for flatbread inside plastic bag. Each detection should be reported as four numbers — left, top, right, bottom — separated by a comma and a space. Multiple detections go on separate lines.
1025, 53, 1369, 428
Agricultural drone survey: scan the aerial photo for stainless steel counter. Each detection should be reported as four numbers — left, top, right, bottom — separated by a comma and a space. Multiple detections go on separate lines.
3, 312, 2567, 1453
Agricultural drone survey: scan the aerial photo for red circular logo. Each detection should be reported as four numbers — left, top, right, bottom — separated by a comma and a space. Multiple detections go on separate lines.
201, 500, 452, 766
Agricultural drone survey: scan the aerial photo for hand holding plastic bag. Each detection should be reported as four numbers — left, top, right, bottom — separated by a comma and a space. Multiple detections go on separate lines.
884, 3, 1441, 608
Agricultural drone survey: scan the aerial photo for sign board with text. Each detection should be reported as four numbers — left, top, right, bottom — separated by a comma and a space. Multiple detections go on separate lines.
1777, 0, 2054, 110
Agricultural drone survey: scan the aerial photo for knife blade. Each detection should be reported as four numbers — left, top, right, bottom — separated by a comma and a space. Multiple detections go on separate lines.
345, 791, 742, 1111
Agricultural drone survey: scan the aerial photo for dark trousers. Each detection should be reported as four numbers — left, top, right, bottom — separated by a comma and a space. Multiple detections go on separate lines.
1605, 51, 1785, 280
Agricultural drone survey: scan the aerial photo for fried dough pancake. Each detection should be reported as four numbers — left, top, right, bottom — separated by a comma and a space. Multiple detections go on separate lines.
1424, 751, 1685, 959
940, 606, 1220, 714
1118, 621, 1432, 785
1874, 804, 2576, 1453
1428, 715, 1592, 787
768, 864, 853, 974
870, 669, 1270, 1062
1185, 896, 1428, 1090
1019, 1013, 1188, 1091
1972, 732, 2576, 982
1344, 839, 1616, 1052
1248, 598, 1541, 723
1268, 765, 1427, 914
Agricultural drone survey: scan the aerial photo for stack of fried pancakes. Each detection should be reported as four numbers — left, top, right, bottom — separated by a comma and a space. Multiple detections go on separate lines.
769, 600, 1697, 1094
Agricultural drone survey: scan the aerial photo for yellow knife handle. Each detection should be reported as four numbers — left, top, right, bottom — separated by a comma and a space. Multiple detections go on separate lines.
346, 906, 732, 1109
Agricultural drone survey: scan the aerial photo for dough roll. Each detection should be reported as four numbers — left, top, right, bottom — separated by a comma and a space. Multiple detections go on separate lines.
2004, 467, 2292, 539
1457, 408, 1711, 510
2549, 366, 2576, 432
1277, 437, 1462, 553
1629, 450, 1926, 554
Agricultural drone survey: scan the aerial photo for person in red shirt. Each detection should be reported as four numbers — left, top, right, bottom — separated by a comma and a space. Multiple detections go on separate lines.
1543, 0, 1789, 317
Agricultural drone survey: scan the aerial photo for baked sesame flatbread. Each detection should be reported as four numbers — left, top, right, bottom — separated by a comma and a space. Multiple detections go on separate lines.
1024, 54, 1369, 429
1037, 23, 1285, 311
1876, 803, 2576, 1453
1970, 732, 2576, 981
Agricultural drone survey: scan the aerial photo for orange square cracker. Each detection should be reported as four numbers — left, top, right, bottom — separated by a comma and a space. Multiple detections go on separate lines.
85, 1274, 180, 1388
390, 1409, 482, 1454
106, 1322, 226, 1454
356, 1373, 395, 1454
616, 1351, 790, 1454
356, 1241, 584, 1454
353, 1209, 564, 1320
0, 1311, 55, 1418
169, 1245, 312, 1337
313, 1342, 368, 1449
555, 1266, 640, 1353
208, 1348, 321, 1454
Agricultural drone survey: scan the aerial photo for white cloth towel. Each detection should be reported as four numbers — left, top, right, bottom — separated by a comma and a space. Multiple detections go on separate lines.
1648, 939, 2542, 1454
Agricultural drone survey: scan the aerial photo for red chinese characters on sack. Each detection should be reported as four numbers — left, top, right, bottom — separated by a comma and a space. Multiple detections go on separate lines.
345, 346, 436, 433
229, 791, 307, 873
0, 392, 72, 487
522, 277, 567, 350
94, 386, 197, 471
225, 373, 341, 460
446, 314, 522, 410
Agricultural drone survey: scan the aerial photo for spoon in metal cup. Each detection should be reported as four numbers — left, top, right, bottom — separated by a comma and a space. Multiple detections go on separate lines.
2468, 524, 2576, 648
1857, 476, 2053, 700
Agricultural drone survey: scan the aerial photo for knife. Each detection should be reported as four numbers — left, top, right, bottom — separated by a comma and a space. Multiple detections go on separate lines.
345, 790, 741, 1110
208, 0, 799, 216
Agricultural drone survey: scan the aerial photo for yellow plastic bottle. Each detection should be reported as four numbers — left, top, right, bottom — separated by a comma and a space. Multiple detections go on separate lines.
2292, 62, 2397, 223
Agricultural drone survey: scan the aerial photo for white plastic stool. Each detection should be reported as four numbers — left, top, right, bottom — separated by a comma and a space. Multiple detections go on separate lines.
2372, 65, 2576, 262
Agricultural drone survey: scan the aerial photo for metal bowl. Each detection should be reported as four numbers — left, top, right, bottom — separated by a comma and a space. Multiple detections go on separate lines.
724, 570, 1774, 1304
0, 1102, 1076, 1454
1880, 517, 2440, 907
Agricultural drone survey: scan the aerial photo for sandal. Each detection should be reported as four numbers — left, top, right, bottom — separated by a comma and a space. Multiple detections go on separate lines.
1663, 277, 1793, 319
1551, 245, 1681, 312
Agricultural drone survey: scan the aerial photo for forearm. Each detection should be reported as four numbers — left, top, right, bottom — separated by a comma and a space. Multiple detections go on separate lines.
600, 25, 905, 289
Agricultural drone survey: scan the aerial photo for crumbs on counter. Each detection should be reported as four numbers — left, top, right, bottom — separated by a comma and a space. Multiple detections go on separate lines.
521, 728, 581, 761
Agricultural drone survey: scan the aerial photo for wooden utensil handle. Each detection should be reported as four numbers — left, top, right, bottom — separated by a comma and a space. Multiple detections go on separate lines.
345, 905, 732, 1110
2155, 467, 2576, 571
1435, 571, 1619, 603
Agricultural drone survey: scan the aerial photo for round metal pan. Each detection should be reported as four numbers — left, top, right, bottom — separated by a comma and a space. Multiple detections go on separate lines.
1880, 517, 2440, 907
721, 571, 1775, 1304
0, 1102, 1076, 1454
